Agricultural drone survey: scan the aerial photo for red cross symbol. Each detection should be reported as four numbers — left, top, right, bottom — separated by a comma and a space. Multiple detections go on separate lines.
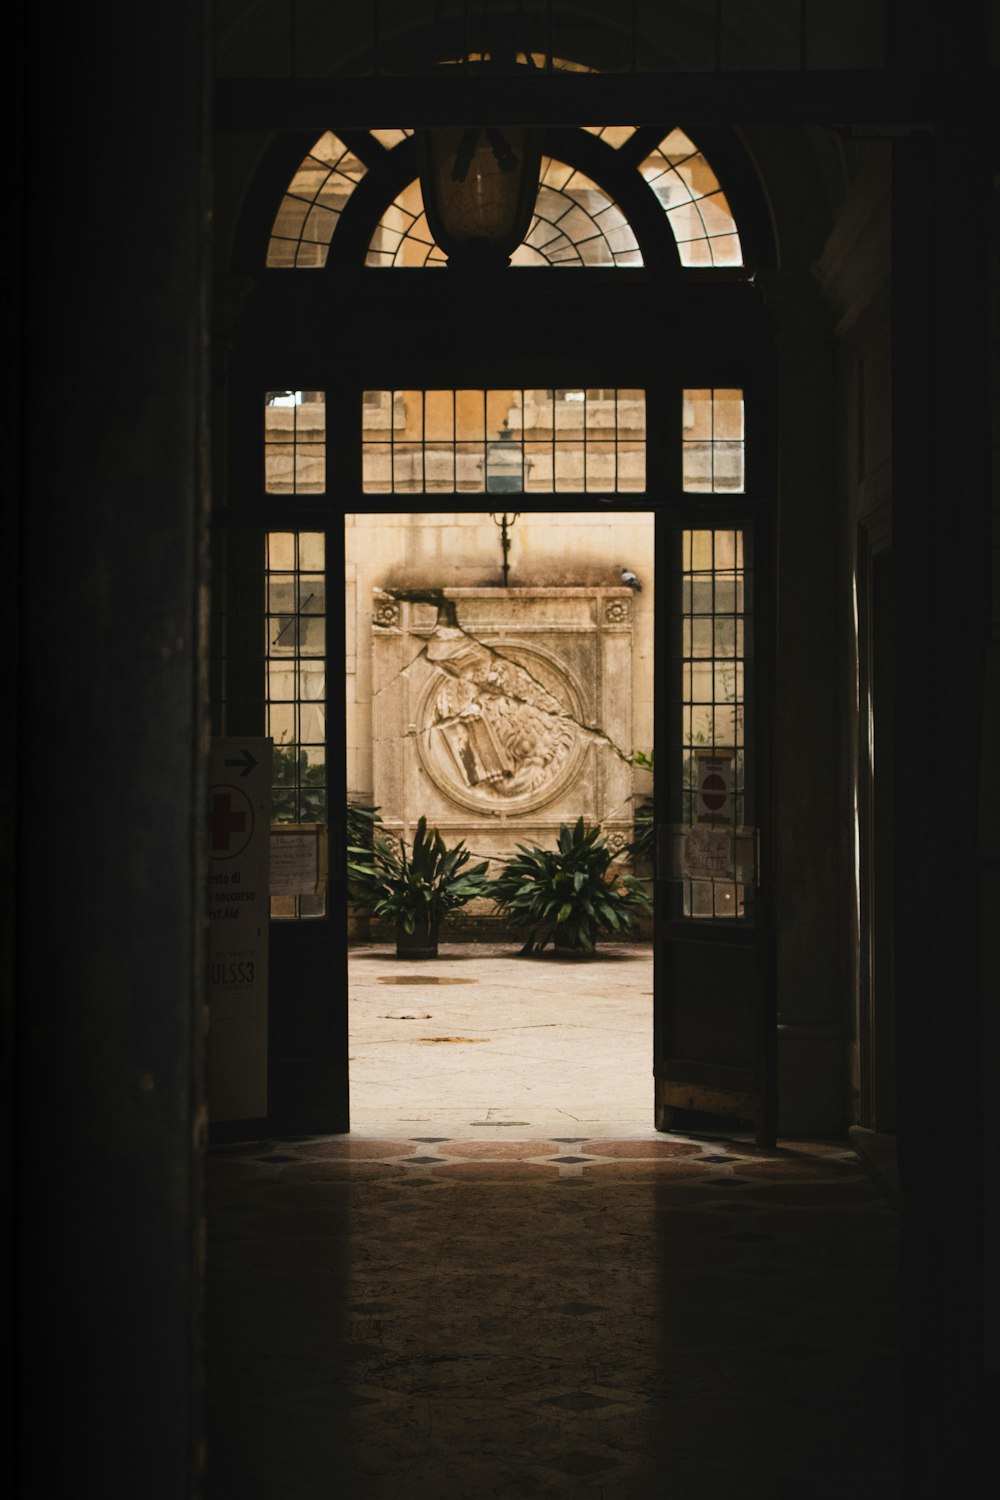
210, 791, 247, 851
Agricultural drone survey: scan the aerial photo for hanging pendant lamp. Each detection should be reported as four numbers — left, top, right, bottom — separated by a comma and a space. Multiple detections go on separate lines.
416, 63, 543, 271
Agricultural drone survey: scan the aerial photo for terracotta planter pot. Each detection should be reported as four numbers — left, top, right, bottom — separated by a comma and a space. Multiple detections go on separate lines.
395, 918, 440, 959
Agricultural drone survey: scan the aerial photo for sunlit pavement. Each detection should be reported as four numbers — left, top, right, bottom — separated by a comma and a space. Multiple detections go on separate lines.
348, 940, 658, 1139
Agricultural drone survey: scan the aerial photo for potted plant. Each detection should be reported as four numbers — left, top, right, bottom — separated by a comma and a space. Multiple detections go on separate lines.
347, 815, 491, 957
489, 816, 653, 957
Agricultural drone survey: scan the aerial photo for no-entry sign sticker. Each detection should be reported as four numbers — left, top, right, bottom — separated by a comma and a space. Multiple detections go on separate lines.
694, 749, 734, 824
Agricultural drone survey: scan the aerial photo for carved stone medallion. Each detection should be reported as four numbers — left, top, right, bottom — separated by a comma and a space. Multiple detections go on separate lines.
415, 640, 588, 815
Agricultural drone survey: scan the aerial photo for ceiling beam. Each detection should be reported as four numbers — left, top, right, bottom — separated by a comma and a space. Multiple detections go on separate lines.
213, 71, 949, 131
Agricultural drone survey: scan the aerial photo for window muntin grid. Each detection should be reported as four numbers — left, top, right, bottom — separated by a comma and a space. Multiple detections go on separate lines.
639, 129, 743, 267
266, 132, 368, 267
264, 391, 326, 494
682, 388, 745, 492
265, 126, 741, 270
674, 529, 753, 921
581, 125, 638, 147
361, 388, 646, 494
516, 157, 641, 265
365, 179, 447, 267
266, 532, 327, 920
365, 156, 642, 268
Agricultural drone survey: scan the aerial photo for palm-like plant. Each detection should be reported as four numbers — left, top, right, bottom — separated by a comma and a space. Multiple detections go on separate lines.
347, 815, 490, 948
627, 748, 655, 869
490, 816, 653, 956
346, 801, 381, 900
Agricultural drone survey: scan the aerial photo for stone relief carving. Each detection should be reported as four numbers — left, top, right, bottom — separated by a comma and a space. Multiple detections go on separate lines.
373, 597, 400, 627
373, 590, 635, 864
416, 643, 584, 813
605, 598, 630, 624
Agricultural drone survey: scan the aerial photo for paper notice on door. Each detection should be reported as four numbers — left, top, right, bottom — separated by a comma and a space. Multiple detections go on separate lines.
270, 825, 326, 895
683, 827, 734, 879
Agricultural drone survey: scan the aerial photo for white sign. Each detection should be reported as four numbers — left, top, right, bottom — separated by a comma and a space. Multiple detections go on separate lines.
694, 748, 734, 825
270, 824, 326, 896
208, 737, 271, 1122
683, 826, 735, 879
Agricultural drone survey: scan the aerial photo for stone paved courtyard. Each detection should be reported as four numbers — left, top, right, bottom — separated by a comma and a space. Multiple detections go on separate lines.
348, 940, 657, 1138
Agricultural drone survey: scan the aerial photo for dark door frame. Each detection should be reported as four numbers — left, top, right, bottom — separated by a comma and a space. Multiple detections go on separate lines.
211, 116, 779, 1135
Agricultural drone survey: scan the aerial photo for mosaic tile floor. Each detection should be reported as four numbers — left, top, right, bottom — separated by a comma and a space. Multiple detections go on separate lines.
206, 1134, 900, 1499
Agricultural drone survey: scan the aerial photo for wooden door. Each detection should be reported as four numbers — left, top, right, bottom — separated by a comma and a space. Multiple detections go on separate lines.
653, 518, 776, 1145
211, 519, 349, 1134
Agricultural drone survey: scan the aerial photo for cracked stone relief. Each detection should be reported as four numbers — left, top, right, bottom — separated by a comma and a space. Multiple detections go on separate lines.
420, 643, 582, 812
371, 587, 635, 869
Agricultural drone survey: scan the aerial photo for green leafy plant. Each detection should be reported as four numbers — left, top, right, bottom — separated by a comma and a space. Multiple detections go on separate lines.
628, 748, 655, 868
346, 815, 491, 937
272, 743, 326, 823
346, 801, 382, 906
489, 816, 653, 956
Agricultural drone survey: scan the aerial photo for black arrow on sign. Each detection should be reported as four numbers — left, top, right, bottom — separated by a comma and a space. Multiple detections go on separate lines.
225, 748, 258, 777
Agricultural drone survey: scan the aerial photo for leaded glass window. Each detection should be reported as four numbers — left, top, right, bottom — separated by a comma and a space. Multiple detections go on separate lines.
361, 388, 646, 493
264, 392, 326, 493
638, 129, 743, 267
682, 389, 745, 492
266, 532, 327, 920
266, 126, 743, 270
673, 529, 754, 921
266, 133, 368, 268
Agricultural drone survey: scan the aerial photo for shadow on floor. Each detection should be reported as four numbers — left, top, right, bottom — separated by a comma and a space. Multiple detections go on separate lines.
206, 1134, 900, 1498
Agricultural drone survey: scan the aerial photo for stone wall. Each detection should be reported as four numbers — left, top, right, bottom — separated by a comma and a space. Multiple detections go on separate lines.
373, 585, 635, 890
346, 512, 656, 877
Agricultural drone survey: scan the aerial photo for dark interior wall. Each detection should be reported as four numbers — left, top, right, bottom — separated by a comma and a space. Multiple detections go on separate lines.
13, 3, 209, 1493
746, 125, 850, 1134
892, 119, 996, 1493
815, 145, 893, 1129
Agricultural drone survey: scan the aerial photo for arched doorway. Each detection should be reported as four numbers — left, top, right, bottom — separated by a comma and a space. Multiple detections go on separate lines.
211, 106, 780, 1139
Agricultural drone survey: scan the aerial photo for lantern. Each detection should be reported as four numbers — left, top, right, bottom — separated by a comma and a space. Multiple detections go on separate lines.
416, 103, 543, 270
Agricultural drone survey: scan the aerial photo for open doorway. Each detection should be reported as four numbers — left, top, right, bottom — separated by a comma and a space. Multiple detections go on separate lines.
213, 392, 771, 1142
344, 499, 656, 1136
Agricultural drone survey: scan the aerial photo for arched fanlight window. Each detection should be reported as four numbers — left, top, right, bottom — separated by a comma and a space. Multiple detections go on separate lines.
366, 158, 641, 268
513, 159, 642, 265
364, 179, 446, 267
266, 125, 742, 270
638, 129, 743, 266
266, 131, 368, 268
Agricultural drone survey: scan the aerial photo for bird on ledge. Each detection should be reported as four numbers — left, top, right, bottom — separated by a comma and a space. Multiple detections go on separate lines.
620, 567, 642, 592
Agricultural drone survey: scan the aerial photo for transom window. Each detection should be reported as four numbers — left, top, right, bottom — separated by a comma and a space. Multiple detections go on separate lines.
638, 131, 742, 266
266, 126, 743, 270
682, 389, 746, 492
264, 391, 326, 493
266, 134, 368, 269
367, 156, 641, 267
257, 389, 750, 497
361, 388, 646, 494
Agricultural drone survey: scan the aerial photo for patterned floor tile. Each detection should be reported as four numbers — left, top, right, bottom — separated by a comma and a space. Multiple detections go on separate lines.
443, 1140, 561, 1158
206, 1133, 900, 1498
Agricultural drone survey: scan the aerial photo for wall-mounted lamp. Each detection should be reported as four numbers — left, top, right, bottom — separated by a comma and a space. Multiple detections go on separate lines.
489, 511, 520, 588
